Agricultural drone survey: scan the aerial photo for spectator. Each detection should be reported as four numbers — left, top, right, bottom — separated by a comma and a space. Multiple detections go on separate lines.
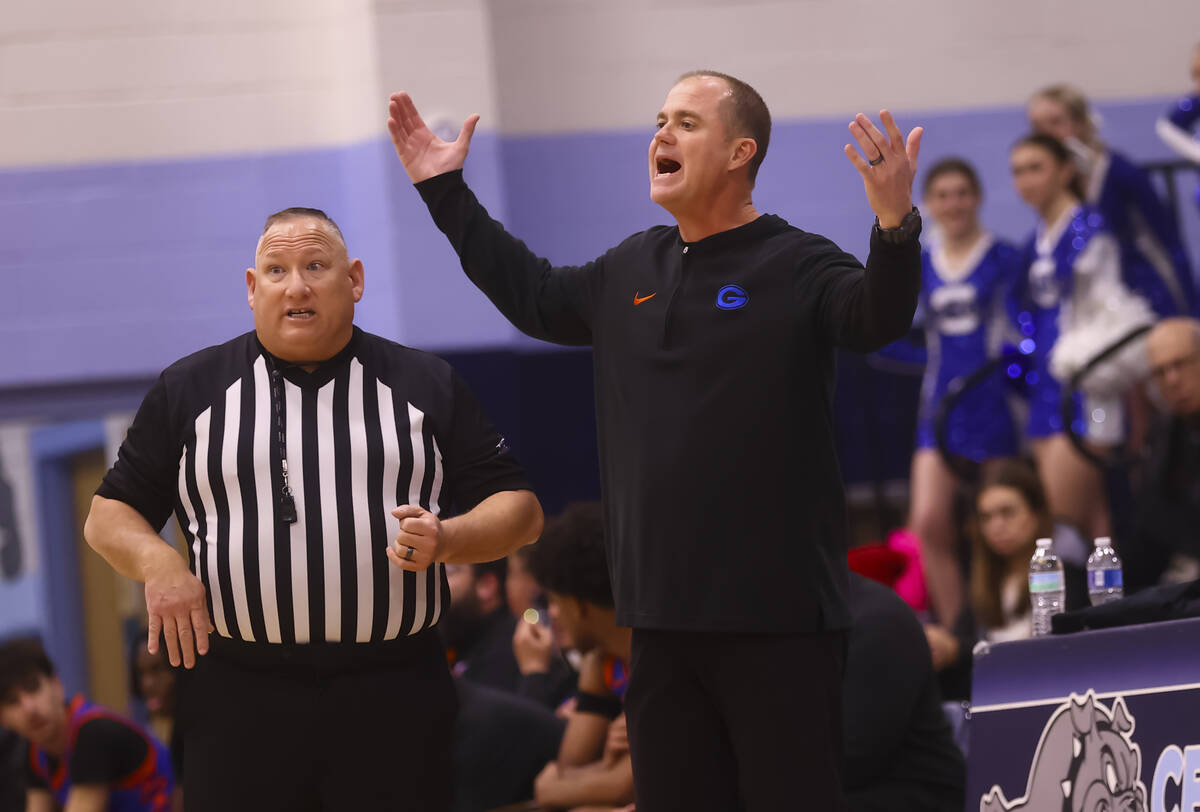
0, 722, 23, 812
1029, 84, 1195, 317
525, 503, 634, 811
507, 544, 579, 711
1126, 318, 1200, 589
452, 680, 565, 812
843, 573, 965, 811
0, 637, 175, 811
907, 157, 1022, 630
964, 460, 1089, 648
129, 634, 178, 756
130, 634, 184, 811
1155, 42, 1200, 212
511, 611, 578, 712
506, 544, 543, 618
443, 560, 522, 692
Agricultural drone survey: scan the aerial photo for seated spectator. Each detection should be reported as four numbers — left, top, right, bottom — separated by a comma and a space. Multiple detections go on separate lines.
447, 557, 575, 810
524, 502, 634, 811
508, 544, 578, 711
0, 636, 174, 811
1126, 318, 1200, 589
506, 544, 543, 618
129, 633, 185, 812
969, 460, 1089, 645
0, 723, 23, 812
511, 609, 578, 712
443, 559, 522, 692
452, 680, 565, 812
843, 572, 965, 811
923, 460, 1090, 681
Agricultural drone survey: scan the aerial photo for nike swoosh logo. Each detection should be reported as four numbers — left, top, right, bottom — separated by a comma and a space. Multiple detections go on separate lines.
633, 291, 657, 306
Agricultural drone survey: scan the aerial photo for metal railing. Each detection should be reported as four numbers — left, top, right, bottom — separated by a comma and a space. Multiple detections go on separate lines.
1060, 325, 1154, 470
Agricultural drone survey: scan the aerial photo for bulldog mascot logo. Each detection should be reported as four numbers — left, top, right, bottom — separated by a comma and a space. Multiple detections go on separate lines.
981, 691, 1146, 812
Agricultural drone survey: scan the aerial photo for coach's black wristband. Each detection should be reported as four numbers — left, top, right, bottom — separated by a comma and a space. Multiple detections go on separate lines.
575, 691, 622, 720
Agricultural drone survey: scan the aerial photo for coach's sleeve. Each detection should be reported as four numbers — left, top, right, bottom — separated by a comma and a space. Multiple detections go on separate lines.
416, 170, 601, 347
95, 374, 180, 531
805, 228, 922, 352
441, 372, 533, 513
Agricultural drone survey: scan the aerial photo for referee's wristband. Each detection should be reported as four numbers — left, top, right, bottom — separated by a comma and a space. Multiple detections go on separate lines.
575, 691, 622, 720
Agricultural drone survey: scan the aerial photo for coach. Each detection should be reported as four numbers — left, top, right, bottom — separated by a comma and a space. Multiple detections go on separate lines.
84, 207, 543, 812
390, 71, 924, 810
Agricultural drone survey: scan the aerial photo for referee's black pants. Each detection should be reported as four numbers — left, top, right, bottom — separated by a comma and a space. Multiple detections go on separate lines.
625, 628, 848, 812
181, 631, 456, 812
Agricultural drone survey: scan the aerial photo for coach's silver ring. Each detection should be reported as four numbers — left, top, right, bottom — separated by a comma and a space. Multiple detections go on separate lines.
869, 154, 885, 167
403, 544, 416, 561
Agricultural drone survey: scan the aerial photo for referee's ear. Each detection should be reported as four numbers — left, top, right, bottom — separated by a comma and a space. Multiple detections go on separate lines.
349, 259, 365, 303
246, 267, 257, 310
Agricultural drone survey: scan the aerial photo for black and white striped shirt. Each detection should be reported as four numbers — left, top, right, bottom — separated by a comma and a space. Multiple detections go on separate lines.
99, 328, 529, 656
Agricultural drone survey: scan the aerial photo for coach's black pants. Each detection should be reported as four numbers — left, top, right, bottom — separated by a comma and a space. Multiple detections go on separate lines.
181, 631, 456, 812
625, 628, 847, 812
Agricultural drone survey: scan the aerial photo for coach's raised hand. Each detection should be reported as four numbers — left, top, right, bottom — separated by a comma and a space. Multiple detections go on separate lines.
388, 92, 480, 183
843, 110, 924, 229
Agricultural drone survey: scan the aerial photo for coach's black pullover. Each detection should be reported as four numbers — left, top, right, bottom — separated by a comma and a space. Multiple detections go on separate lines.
418, 170, 921, 633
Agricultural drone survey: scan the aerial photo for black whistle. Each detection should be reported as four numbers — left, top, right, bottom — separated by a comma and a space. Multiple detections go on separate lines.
279, 494, 298, 525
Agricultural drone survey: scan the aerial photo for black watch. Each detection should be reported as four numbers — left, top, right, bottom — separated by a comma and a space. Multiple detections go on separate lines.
873, 206, 922, 244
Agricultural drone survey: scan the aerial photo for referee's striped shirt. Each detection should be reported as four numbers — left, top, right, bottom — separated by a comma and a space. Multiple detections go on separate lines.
98, 328, 530, 653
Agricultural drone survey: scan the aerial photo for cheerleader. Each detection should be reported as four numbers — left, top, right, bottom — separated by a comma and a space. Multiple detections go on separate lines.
1029, 84, 1195, 317
1155, 42, 1200, 206
908, 158, 1021, 628
1010, 134, 1141, 541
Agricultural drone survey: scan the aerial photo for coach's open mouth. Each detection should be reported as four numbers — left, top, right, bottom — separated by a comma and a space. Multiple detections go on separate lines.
655, 158, 682, 177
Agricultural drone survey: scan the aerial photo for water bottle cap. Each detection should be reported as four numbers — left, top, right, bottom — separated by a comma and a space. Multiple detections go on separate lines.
1036, 537, 1053, 548
1094, 536, 1111, 548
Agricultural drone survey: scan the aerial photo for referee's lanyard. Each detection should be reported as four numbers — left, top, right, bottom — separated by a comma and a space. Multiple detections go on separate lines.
265, 355, 299, 525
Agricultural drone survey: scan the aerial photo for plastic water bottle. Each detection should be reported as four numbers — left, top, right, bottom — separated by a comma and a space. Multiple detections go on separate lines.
1087, 536, 1124, 606
1029, 537, 1065, 637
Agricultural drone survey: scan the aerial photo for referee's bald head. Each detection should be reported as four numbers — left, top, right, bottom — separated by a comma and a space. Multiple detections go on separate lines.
247, 206, 364, 367
256, 207, 347, 259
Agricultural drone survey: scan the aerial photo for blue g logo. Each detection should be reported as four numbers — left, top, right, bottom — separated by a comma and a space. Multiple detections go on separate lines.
716, 284, 749, 311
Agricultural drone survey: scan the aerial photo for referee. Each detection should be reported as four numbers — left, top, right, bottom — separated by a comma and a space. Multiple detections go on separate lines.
84, 208, 543, 812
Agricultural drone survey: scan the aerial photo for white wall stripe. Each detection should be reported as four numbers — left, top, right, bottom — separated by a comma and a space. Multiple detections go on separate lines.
317, 380, 341, 643
193, 408, 230, 639
348, 359, 373, 643
221, 379, 254, 641
284, 380, 310, 644
407, 402, 428, 634
253, 358, 281, 644
378, 382, 405, 640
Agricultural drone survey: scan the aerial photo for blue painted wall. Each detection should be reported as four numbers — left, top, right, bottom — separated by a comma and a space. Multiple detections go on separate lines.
3, 96, 1196, 390
497, 97, 1200, 276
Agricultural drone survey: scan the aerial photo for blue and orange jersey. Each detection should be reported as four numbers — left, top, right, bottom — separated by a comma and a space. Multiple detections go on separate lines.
28, 696, 174, 812
603, 656, 629, 702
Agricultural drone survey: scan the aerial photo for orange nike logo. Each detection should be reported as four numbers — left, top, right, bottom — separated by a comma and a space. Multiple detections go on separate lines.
633, 291, 657, 306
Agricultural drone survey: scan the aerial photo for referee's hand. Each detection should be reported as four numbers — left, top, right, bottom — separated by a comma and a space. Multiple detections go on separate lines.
388, 505, 443, 571
144, 554, 211, 669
